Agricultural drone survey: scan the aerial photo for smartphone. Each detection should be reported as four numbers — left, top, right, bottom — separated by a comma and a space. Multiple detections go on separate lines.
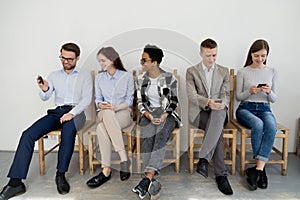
214, 99, 222, 103
257, 83, 267, 88
38, 75, 44, 84
102, 101, 109, 105
153, 118, 160, 122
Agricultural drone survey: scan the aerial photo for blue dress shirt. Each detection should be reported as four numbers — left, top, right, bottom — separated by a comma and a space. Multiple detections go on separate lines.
39, 67, 93, 116
95, 69, 134, 111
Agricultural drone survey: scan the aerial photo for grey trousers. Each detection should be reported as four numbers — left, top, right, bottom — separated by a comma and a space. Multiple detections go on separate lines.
140, 107, 176, 174
192, 108, 228, 176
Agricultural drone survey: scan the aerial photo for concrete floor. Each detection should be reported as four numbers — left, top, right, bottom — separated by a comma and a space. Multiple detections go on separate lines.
0, 151, 300, 200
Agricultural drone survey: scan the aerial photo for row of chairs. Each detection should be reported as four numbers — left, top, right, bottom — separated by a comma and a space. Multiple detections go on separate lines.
37, 69, 289, 176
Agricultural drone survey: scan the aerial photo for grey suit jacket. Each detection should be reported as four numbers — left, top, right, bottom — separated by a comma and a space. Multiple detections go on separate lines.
186, 62, 230, 124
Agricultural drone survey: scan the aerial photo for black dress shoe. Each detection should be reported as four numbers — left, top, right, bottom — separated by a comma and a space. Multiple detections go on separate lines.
257, 168, 268, 189
196, 158, 208, 178
120, 160, 131, 181
0, 183, 26, 200
55, 175, 70, 195
216, 176, 233, 195
245, 166, 259, 191
86, 172, 111, 188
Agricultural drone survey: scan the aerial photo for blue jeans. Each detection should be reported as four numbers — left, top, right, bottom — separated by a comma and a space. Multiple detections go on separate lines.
236, 101, 277, 162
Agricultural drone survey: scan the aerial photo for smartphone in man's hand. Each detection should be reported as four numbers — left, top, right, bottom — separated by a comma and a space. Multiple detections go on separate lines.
38, 75, 44, 84
257, 83, 267, 88
214, 99, 222, 103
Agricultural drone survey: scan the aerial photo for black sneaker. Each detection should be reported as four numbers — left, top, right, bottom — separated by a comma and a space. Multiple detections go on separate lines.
149, 179, 161, 200
257, 168, 268, 189
245, 166, 258, 191
132, 178, 151, 199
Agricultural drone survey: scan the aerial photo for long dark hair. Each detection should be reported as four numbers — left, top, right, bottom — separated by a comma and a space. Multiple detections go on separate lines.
97, 47, 127, 71
244, 39, 269, 67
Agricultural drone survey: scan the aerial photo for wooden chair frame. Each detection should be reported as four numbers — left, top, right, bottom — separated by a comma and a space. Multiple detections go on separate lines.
38, 71, 96, 175
135, 69, 181, 173
188, 69, 237, 175
230, 69, 289, 176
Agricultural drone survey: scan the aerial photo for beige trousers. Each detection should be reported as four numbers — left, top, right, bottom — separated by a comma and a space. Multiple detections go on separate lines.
96, 109, 132, 168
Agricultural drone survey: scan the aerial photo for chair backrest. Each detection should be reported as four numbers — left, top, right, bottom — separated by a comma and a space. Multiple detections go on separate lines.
87, 70, 96, 122
229, 69, 236, 121
173, 69, 181, 116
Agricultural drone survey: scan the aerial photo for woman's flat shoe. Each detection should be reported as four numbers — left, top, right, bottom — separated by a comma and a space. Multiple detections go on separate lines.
86, 172, 111, 188
120, 160, 131, 181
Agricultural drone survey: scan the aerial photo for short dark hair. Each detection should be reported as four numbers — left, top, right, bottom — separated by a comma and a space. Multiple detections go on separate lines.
61, 43, 80, 57
143, 44, 164, 64
97, 47, 126, 71
200, 38, 218, 52
244, 39, 269, 67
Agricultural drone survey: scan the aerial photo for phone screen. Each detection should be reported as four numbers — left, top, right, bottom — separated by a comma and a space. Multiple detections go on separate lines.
257, 84, 267, 88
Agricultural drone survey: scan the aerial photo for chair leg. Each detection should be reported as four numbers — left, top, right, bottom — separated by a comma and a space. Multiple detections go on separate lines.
77, 132, 85, 175
38, 137, 45, 176
240, 130, 246, 176
88, 132, 95, 175
231, 130, 237, 175
175, 130, 180, 173
126, 133, 133, 173
282, 129, 289, 176
189, 130, 195, 174
136, 127, 141, 173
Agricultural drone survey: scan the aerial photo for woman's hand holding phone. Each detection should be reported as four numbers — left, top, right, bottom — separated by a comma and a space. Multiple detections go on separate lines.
99, 101, 113, 110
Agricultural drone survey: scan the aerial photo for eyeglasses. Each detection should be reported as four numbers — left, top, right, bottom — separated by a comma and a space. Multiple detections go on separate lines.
59, 55, 76, 62
140, 58, 152, 64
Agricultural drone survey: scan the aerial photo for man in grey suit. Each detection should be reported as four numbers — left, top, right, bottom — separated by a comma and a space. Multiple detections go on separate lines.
186, 38, 233, 195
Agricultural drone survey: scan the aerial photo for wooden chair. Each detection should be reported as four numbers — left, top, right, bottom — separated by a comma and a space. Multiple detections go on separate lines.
38, 71, 96, 175
230, 69, 289, 176
87, 121, 135, 174
135, 69, 181, 173
188, 69, 237, 175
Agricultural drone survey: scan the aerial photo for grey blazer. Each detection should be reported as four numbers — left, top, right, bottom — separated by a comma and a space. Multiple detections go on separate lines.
186, 62, 230, 124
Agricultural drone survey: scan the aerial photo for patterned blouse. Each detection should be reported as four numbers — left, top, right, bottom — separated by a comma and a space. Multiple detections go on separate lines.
135, 68, 182, 127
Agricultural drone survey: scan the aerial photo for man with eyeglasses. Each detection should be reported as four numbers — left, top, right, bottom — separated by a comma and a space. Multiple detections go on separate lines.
0, 42, 92, 200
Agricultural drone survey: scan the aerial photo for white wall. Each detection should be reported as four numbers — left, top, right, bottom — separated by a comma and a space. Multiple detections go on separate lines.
1, 0, 299, 152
